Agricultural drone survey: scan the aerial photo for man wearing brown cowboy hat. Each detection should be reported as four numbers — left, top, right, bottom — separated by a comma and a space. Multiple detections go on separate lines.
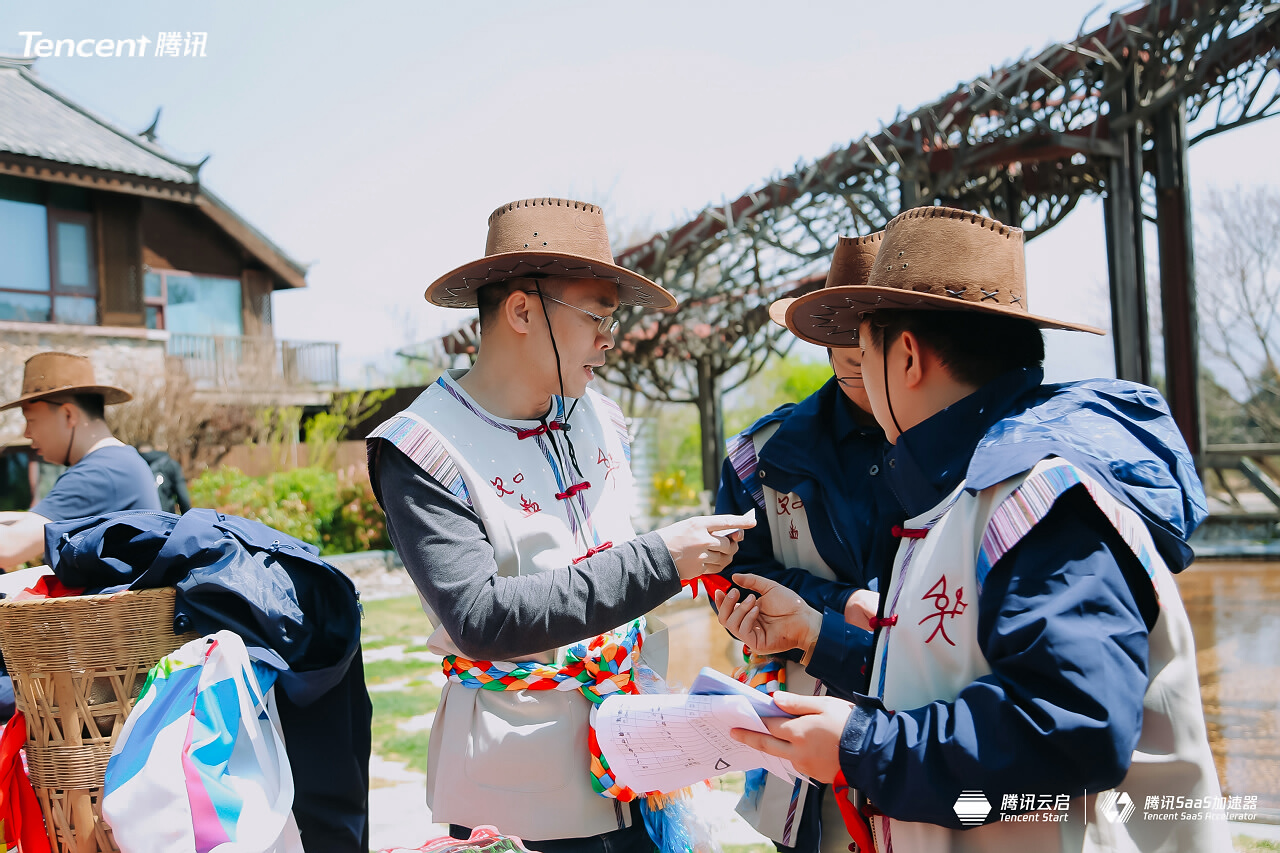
366, 198, 755, 853
716, 206, 1227, 852
0, 352, 160, 570
713, 233, 898, 853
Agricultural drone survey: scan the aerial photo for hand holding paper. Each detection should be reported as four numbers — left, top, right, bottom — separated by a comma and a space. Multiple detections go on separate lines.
593, 666, 799, 795
728, 691, 852, 784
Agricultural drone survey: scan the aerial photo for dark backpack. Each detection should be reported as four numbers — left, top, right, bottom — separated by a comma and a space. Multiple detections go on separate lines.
140, 451, 181, 512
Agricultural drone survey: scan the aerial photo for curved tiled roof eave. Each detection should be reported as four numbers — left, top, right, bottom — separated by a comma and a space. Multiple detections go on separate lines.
0, 63, 199, 185
0, 58, 310, 290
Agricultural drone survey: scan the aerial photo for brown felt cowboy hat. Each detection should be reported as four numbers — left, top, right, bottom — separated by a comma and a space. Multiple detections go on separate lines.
769, 231, 884, 346
786, 206, 1104, 344
425, 198, 677, 311
0, 352, 132, 411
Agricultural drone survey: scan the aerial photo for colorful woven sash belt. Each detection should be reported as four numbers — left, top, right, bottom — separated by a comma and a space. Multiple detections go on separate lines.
737, 645, 786, 695
736, 645, 787, 816
441, 617, 646, 800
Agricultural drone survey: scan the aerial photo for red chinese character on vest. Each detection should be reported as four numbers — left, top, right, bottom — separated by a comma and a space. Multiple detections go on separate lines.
788, 520, 799, 540
597, 448, 619, 481
519, 495, 541, 517
492, 476, 514, 497
918, 575, 967, 646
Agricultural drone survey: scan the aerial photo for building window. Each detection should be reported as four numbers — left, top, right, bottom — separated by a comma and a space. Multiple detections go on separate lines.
144, 269, 243, 337
0, 177, 98, 325
0, 189, 52, 322
50, 211, 98, 324
143, 270, 165, 329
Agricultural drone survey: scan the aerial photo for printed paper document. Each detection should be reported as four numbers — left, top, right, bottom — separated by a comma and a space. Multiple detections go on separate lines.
595, 687, 800, 794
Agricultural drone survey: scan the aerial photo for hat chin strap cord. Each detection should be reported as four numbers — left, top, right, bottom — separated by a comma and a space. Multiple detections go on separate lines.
532, 281, 586, 482
60, 417, 77, 468
883, 341, 905, 438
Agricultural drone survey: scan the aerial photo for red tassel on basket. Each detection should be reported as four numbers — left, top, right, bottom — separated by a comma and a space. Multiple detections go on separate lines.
0, 712, 52, 853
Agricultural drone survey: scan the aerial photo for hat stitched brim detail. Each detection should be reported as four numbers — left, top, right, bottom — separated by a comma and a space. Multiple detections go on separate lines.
0, 384, 132, 411
425, 250, 676, 311
786, 285, 1105, 347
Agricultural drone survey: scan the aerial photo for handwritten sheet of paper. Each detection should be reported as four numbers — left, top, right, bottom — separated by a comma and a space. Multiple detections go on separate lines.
595, 693, 799, 795
689, 666, 794, 717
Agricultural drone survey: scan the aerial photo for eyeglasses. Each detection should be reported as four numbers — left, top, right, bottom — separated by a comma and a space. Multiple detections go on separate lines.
834, 375, 864, 389
525, 292, 620, 335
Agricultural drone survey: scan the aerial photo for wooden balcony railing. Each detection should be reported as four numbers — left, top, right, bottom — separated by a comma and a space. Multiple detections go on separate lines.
168, 334, 339, 391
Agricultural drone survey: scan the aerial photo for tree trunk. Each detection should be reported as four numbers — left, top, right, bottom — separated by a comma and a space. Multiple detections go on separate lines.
695, 355, 725, 497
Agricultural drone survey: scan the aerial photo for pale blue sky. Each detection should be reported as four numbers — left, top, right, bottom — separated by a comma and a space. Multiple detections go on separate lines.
3, 1, 1277, 387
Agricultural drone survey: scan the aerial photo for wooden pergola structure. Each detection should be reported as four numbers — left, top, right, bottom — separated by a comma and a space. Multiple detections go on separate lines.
444, 1, 1280, 495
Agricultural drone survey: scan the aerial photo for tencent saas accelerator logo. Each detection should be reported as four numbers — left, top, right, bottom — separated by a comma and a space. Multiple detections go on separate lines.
953, 790, 993, 826
1098, 790, 1135, 823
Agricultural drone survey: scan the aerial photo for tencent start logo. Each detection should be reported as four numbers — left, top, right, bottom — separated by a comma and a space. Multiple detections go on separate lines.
1098, 790, 1135, 823
953, 790, 993, 826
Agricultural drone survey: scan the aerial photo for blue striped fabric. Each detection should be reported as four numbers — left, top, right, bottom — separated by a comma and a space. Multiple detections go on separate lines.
596, 394, 632, 463
369, 415, 471, 505
726, 432, 766, 511
976, 460, 1157, 592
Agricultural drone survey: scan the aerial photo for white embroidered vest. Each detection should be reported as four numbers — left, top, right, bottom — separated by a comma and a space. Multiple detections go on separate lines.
369, 370, 668, 840
864, 458, 1228, 853
727, 423, 852, 853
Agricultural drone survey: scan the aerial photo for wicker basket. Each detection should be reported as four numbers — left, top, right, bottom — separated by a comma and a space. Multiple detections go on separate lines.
0, 586, 198, 853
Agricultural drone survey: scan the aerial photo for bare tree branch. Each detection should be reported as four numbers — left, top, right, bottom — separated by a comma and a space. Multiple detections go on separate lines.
1198, 185, 1280, 441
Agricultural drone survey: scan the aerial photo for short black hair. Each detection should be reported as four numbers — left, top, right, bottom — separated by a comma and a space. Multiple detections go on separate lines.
476, 280, 523, 333
864, 309, 1044, 388
46, 393, 106, 421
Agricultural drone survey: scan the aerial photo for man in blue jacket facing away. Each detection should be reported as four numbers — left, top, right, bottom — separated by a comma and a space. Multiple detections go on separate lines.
718, 206, 1228, 852
0, 352, 159, 723
715, 233, 896, 853
0, 352, 158, 570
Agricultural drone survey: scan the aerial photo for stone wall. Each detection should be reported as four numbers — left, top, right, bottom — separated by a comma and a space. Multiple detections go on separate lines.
0, 321, 168, 442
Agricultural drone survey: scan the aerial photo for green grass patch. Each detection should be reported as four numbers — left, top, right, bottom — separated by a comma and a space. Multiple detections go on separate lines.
363, 596, 434, 647
370, 682, 441, 773
1233, 837, 1280, 852
371, 684, 441, 720
371, 708, 433, 774
362, 601, 444, 773
381, 729, 433, 774
364, 657, 442, 684
722, 844, 775, 853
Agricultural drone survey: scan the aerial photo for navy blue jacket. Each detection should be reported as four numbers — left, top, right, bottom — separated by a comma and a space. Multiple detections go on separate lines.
715, 378, 895, 612
810, 368, 1205, 828
44, 509, 371, 853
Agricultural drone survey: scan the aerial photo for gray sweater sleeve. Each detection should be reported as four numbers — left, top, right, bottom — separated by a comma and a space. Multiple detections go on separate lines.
371, 440, 681, 660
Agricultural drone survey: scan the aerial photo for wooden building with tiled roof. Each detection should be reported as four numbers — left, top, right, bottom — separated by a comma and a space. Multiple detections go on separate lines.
0, 55, 336, 414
